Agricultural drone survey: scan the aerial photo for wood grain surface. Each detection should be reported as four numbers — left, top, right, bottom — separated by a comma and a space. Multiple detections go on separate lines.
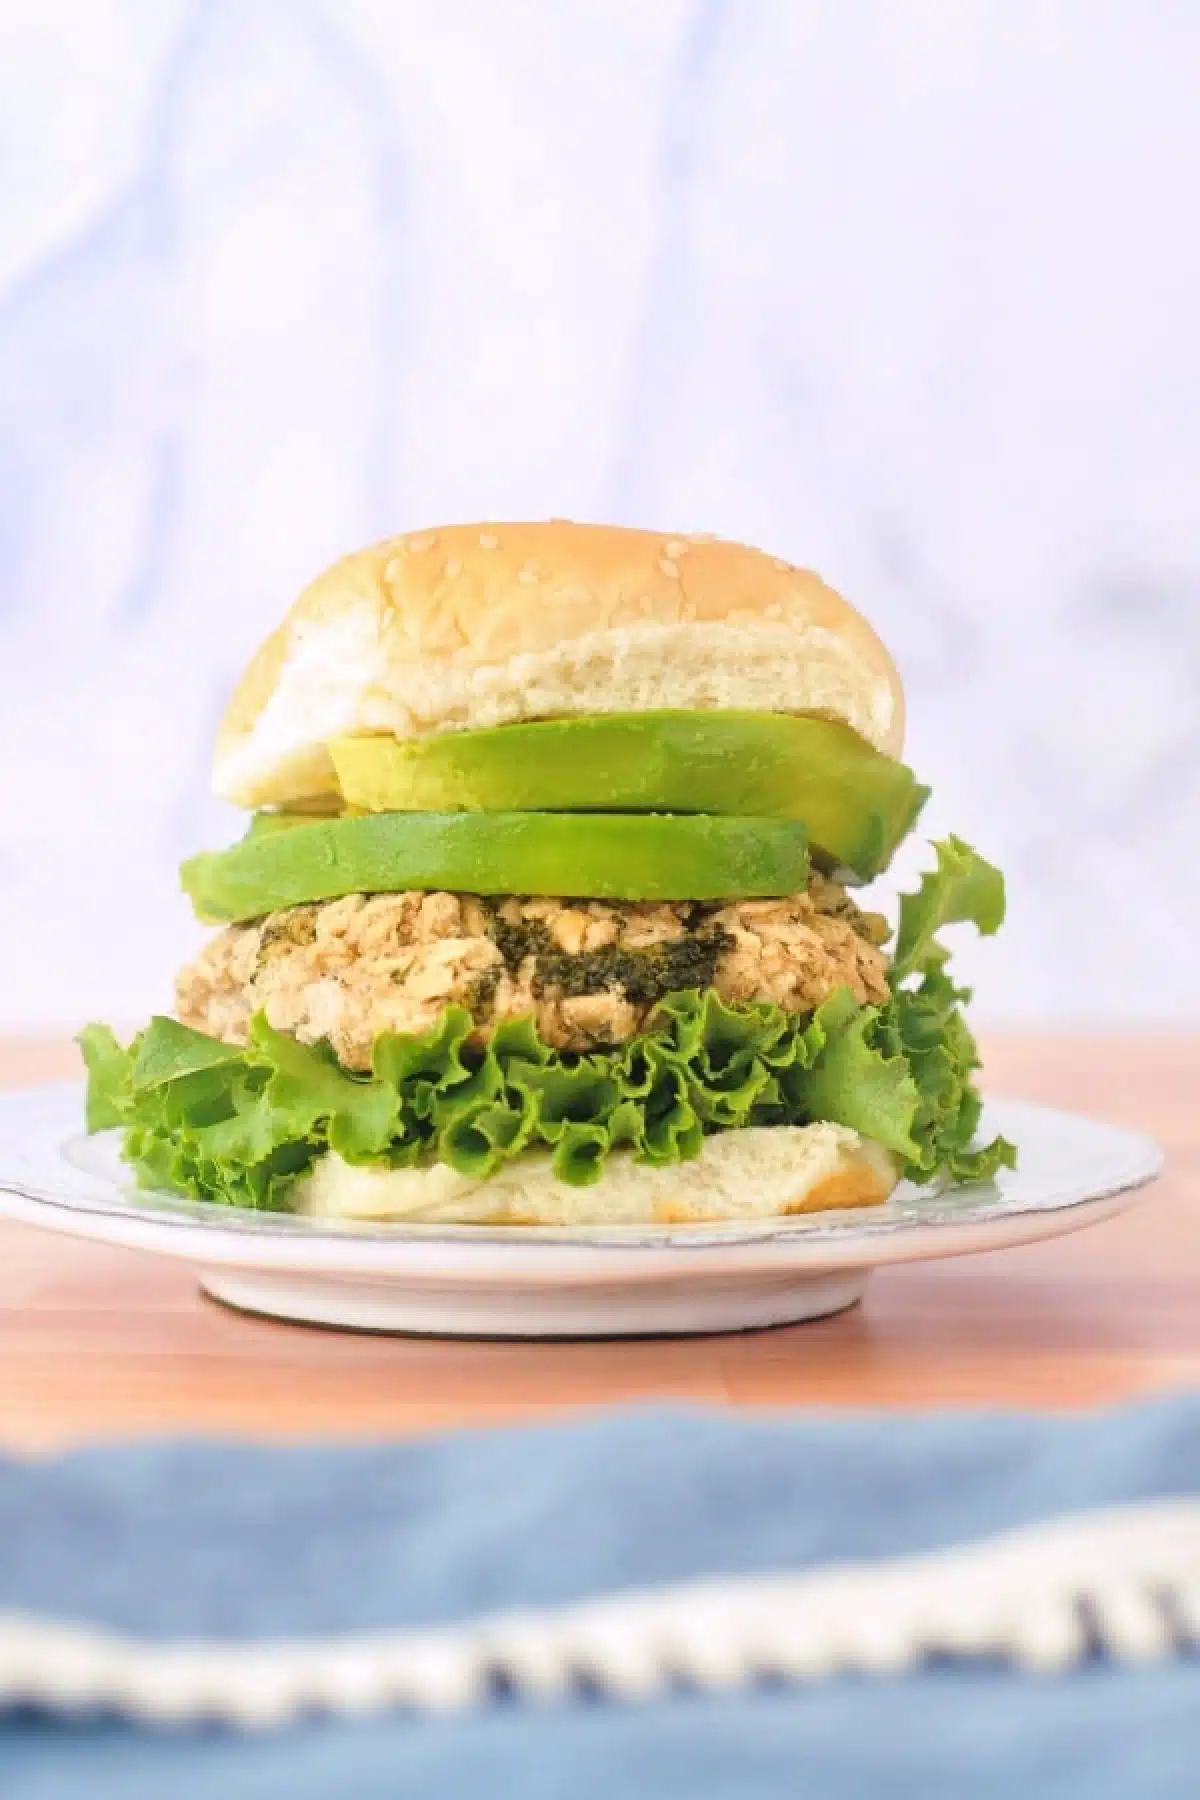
0, 1035, 1196, 1448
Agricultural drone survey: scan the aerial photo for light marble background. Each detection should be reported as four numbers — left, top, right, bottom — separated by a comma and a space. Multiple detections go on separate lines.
0, 1, 1196, 1030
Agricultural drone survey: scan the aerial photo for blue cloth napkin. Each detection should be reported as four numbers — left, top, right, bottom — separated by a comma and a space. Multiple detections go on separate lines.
2, 1398, 1199, 1798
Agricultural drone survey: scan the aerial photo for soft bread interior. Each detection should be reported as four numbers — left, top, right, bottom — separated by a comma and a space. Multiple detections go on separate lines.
215, 618, 899, 810
213, 523, 905, 810
295, 1123, 899, 1228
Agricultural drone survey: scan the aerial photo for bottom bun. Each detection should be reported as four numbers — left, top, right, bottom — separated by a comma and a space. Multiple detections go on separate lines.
296, 1124, 899, 1228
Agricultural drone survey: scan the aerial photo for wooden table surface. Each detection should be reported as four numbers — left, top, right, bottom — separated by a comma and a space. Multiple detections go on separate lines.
0, 1035, 1196, 1449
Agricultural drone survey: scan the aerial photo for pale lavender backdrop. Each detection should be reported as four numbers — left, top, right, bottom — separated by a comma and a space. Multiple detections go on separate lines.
0, 1, 1196, 1027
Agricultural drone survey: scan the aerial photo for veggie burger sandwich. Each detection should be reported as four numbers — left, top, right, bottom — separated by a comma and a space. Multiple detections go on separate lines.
83, 522, 1014, 1225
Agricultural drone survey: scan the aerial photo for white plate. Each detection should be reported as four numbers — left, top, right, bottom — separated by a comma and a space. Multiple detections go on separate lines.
0, 1085, 1162, 1338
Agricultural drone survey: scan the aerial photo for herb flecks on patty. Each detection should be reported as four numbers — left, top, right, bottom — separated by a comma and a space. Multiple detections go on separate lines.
175, 874, 890, 1072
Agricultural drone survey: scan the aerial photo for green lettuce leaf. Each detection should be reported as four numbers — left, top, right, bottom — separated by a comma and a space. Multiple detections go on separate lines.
892, 834, 1006, 982
130, 1016, 246, 1090
883, 835, 1015, 1179
77, 1024, 134, 1131
791, 989, 922, 1162
79, 985, 1008, 1207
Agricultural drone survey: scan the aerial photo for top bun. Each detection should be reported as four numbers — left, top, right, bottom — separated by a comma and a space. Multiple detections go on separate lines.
214, 521, 905, 810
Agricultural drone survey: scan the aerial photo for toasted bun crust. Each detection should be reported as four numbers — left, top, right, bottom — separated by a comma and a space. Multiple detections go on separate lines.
296, 1122, 898, 1228
214, 522, 905, 810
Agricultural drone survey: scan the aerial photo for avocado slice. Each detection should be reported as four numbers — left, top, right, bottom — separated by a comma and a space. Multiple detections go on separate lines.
329, 712, 927, 881
181, 811, 810, 923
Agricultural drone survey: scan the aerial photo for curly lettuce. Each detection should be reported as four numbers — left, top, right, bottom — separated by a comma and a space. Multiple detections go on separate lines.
81, 837, 1015, 1208
881, 835, 1014, 1182
891, 832, 1006, 981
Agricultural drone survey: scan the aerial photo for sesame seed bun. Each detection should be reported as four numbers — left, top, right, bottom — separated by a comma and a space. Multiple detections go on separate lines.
213, 521, 905, 811
296, 1121, 899, 1228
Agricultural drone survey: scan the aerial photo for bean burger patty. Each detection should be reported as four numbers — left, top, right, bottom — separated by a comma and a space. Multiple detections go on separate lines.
176, 871, 891, 1072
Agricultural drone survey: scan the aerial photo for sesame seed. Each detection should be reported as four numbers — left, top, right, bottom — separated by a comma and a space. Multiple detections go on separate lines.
408, 532, 436, 552
445, 557, 463, 578
658, 557, 679, 579
764, 602, 783, 619
772, 557, 791, 571
518, 569, 539, 585
689, 532, 717, 542
384, 557, 403, 584
479, 533, 499, 550
665, 539, 688, 558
